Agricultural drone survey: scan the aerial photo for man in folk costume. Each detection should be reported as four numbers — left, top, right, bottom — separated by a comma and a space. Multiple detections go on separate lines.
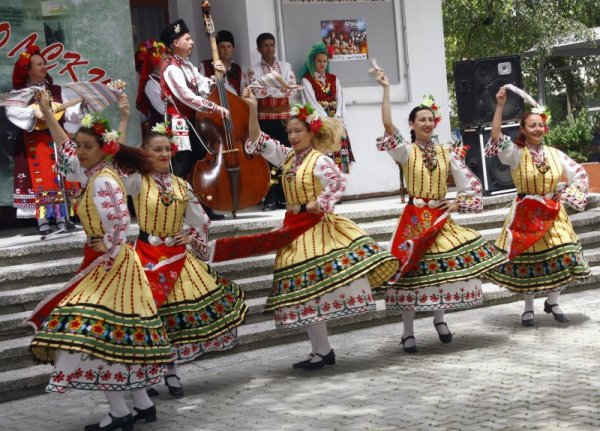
248, 32, 297, 211
136, 39, 168, 135
6, 45, 83, 235
199, 30, 247, 96
159, 18, 229, 220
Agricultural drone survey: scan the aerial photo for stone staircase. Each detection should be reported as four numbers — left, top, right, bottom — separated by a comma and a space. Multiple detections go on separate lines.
0, 193, 599, 402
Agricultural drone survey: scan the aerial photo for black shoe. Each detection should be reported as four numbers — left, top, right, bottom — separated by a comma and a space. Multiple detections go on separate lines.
206, 210, 226, 221
302, 350, 336, 370
262, 202, 276, 211
544, 302, 569, 322
38, 223, 52, 236
521, 311, 535, 327
146, 387, 159, 397
401, 335, 417, 353
292, 353, 314, 369
84, 413, 134, 431
57, 220, 77, 233
434, 322, 453, 343
133, 405, 157, 423
164, 373, 184, 398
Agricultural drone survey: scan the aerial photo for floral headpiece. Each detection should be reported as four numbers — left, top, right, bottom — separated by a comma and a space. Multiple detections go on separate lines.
419, 94, 442, 126
12, 45, 52, 89
290, 102, 323, 134
151, 121, 178, 154
81, 113, 121, 160
297, 42, 335, 82
530, 105, 551, 133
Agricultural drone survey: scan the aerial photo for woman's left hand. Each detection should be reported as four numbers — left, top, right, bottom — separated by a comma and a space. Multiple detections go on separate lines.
173, 232, 192, 246
90, 238, 109, 253
439, 199, 458, 213
306, 200, 321, 214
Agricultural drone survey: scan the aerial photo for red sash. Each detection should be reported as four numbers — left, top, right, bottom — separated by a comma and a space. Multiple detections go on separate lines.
389, 202, 448, 277
506, 196, 561, 260
27, 245, 102, 330
212, 211, 324, 263
135, 240, 187, 307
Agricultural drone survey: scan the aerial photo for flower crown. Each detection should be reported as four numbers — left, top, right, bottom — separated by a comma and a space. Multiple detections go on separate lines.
290, 103, 323, 134
16, 45, 41, 68
419, 94, 442, 126
530, 105, 552, 133
81, 113, 121, 159
151, 121, 178, 154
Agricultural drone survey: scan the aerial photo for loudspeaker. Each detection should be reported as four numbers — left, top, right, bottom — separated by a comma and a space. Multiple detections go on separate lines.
453, 55, 524, 128
461, 123, 520, 196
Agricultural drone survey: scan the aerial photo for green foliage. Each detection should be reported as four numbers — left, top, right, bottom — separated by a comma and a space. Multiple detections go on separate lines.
544, 109, 594, 162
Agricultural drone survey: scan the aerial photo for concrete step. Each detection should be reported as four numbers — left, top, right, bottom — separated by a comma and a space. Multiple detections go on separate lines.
1, 266, 598, 403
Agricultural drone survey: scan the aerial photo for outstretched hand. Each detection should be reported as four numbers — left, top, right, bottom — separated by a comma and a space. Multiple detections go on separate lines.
496, 87, 507, 106
35, 89, 52, 118
375, 69, 389, 87
118, 94, 130, 117
241, 86, 257, 108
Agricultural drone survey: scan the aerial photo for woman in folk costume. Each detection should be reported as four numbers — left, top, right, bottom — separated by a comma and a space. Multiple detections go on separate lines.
209, 87, 398, 370
300, 42, 355, 174
27, 90, 172, 431
486, 86, 590, 326
374, 70, 505, 353
7, 45, 82, 235
118, 98, 246, 397
136, 40, 168, 135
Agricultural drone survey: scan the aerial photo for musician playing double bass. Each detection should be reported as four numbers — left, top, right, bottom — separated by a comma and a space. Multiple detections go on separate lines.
159, 18, 229, 220
199, 30, 248, 97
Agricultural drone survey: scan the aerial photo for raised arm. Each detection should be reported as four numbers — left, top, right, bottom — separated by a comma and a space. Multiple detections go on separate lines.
491, 88, 506, 143
37, 89, 69, 144
116, 94, 129, 145
376, 70, 395, 135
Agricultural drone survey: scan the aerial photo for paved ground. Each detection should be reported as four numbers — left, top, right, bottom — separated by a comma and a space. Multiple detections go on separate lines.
2, 289, 600, 430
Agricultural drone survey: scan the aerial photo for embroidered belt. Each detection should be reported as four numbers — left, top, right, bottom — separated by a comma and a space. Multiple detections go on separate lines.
517, 191, 559, 200
408, 197, 441, 209
139, 230, 178, 247
258, 103, 291, 114
285, 203, 308, 214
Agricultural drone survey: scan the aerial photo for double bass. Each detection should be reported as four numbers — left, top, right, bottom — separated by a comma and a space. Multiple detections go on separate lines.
191, 0, 270, 217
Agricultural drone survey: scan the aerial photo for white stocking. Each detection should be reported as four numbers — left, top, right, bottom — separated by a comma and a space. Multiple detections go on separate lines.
100, 391, 130, 426
131, 388, 154, 410
165, 362, 182, 388
523, 294, 535, 320
37, 217, 48, 227
546, 291, 564, 314
433, 310, 450, 335
306, 322, 332, 362
401, 310, 416, 348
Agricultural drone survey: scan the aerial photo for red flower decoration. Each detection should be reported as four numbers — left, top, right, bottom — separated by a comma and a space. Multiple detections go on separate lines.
102, 140, 120, 157
310, 118, 323, 134
297, 107, 309, 121
170, 143, 178, 155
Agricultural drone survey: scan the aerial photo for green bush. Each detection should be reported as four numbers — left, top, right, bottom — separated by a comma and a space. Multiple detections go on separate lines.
544, 109, 594, 162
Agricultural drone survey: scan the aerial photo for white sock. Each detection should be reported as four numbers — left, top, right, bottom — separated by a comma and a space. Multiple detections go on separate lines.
165, 363, 182, 388
100, 391, 130, 426
546, 291, 564, 315
401, 310, 416, 348
37, 217, 49, 227
433, 310, 450, 335
523, 294, 535, 320
306, 322, 331, 362
132, 388, 154, 411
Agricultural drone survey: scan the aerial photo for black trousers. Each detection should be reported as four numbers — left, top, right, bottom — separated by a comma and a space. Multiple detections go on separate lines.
259, 119, 289, 206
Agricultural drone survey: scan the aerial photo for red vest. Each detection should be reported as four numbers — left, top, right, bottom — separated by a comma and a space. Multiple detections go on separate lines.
304, 73, 337, 117
201, 60, 243, 96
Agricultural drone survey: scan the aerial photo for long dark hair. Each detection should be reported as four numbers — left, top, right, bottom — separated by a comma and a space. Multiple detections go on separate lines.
76, 127, 154, 175
408, 105, 434, 142
514, 112, 546, 148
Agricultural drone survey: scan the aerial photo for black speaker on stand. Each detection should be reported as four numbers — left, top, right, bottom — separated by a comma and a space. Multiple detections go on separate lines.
461, 124, 520, 196
453, 55, 524, 128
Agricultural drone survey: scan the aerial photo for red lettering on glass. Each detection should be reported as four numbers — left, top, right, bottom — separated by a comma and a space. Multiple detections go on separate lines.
0, 22, 10, 50
7, 33, 38, 57
59, 51, 90, 82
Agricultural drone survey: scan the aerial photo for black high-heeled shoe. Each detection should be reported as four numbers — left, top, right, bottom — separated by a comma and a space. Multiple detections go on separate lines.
38, 223, 52, 236
434, 322, 453, 343
84, 413, 134, 431
521, 311, 535, 327
302, 350, 336, 370
164, 373, 184, 398
133, 404, 157, 423
544, 302, 569, 322
292, 353, 314, 369
401, 335, 417, 353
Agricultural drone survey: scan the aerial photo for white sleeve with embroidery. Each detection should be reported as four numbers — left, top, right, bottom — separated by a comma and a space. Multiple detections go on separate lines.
449, 149, 483, 213
93, 175, 129, 271
301, 78, 328, 118
313, 154, 346, 213
5, 106, 36, 132
557, 149, 589, 211
485, 134, 520, 170
163, 64, 218, 114
376, 128, 411, 165
145, 79, 166, 115
120, 172, 143, 198
183, 182, 211, 261
245, 130, 291, 166
57, 139, 86, 184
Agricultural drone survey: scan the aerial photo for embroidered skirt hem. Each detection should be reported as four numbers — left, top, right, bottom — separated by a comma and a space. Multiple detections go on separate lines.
385, 279, 483, 311
172, 330, 238, 363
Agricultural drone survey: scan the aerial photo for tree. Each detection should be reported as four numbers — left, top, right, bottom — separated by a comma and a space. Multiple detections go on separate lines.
444, 0, 600, 125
